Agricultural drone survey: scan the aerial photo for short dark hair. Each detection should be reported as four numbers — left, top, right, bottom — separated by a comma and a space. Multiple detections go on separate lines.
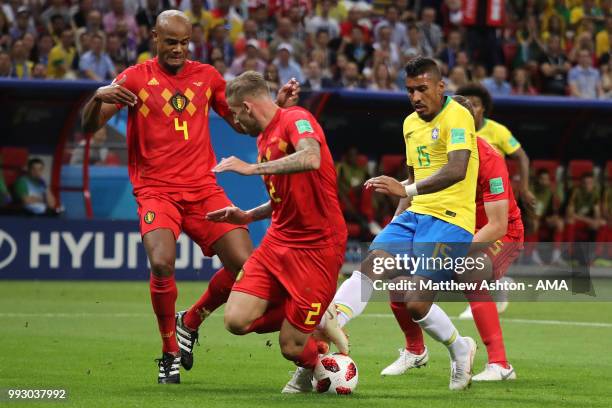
456, 82, 493, 116
404, 56, 441, 80
536, 168, 550, 177
28, 158, 44, 169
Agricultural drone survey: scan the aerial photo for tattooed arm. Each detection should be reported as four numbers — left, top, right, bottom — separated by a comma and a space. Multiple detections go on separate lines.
212, 138, 321, 176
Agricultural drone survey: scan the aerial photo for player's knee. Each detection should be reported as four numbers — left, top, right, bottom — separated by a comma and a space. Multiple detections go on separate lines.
223, 310, 250, 335
279, 340, 304, 362
363, 249, 392, 279
405, 301, 430, 320
150, 258, 174, 277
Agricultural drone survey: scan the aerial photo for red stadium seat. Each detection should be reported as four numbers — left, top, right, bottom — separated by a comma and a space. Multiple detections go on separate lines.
380, 154, 406, 176
568, 160, 594, 186
0, 147, 29, 187
532, 160, 560, 184
605, 161, 612, 182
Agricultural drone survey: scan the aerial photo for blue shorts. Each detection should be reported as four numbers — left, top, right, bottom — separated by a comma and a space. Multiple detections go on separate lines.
369, 211, 473, 282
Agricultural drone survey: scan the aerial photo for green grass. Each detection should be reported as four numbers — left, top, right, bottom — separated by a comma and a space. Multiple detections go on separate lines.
1, 281, 611, 407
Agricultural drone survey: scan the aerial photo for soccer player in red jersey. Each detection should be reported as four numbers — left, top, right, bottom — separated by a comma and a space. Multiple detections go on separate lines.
381, 95, 523, 381
204, 71, 348, 393
81, 11, 299, 384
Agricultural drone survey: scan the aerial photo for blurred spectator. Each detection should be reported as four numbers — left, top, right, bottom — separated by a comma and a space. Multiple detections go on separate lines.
31, 62, 47, 79
340, 5, 371, 43
528, 169, 565, 265
595, 15, 612, 59
41, 0, 71, 28
104, 0, 139, 41
80, 34, 116, 81
213, 58, 234, 81
14, 158, 58, 216
250, 3, 276, 42
441, 0, 463, 34
472, 63, 488, 82
10, 39, 32, 79
286, 6, 308, 44
419, 7, 443, 56
340, 61, 365, 89
0, 9, 9, 50
302, 60, 336, 91
71, 127, 109, 165
0, 50, 10, 77
483, 65, 512, 95
305, 0, 340, 39
539, 34, 571, 95
570, 0, 604, 32
314, 0, 347, 21
341, 26, 373, 71
375, 5, 407, 49
437, 29, 463, 71
136, 0, 163, 31
446, 65, 468, 93
404, 22, 433, 58
107, 32, 128, 72
269, 17, 305, 59
72, 0, 95, 29
373, 25, 401, 71
189, 23, 207, 63
569, 49, 603, 98
22, 32, 35, 61
234, 19, 268, 58
49, 14, 68, 43
601, 55, 612, 98
514, 15, 545, 69
210, 0, 243, 43
566, 172, 606, 244
208, 23, 235, 66
10, 6, 36, 41
311, 29, 334, 71
568, 31, 596, 63
47, 29, 77, 79
368, 62, 398, 91
264, 62, 280, 97
273, 42, 304, 85
230, 39, 265, 75
76, 10, 106, 56
511, 67, 538, 95
115, 20, 139, 64
35, 33, 55, 66
185, 0, 213, 39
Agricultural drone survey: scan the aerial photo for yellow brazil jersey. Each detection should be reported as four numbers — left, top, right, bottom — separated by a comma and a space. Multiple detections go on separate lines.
478, 118, 520, 156
403, 97, 479, 234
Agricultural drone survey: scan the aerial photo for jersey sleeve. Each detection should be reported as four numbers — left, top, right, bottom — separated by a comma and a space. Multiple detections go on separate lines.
444, 106, 475, 154
112, 66, 140, 110
482, 158, 511, 203
283, 109, 324, 148
209, 68, 230, 118
498, 124, 521, 155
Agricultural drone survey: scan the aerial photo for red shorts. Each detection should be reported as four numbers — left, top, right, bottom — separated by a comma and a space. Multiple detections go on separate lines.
232, 237, 344, 333
483, 224, 524, 280
135, 186, 246, 256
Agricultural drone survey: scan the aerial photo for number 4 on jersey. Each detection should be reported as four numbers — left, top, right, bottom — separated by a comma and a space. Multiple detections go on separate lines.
174, 118, 189, 140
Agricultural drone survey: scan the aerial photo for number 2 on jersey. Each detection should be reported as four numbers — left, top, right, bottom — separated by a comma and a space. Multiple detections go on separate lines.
416, 145, 430, 167
304, 303, 321, 325
174, 118, 189, 140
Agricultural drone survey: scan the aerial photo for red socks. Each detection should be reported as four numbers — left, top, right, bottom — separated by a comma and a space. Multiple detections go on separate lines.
246, 304, 285, 334
183, 267, 235, 330
295, 336, 319, 369
389, 302, 425, 355
150, 274, 179, 354
466, 290, 509, 368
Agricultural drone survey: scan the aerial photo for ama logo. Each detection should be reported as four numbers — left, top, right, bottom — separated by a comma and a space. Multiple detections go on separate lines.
0, 229, 17, 270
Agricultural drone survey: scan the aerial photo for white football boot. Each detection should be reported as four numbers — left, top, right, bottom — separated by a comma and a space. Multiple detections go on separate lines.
449, 337, 477, 390
380, 347, 429, 376
281, 367, 313, 394
472, 363, 516, 381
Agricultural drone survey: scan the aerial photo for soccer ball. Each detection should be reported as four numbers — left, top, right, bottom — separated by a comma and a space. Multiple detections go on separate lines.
314, 353, 358, 394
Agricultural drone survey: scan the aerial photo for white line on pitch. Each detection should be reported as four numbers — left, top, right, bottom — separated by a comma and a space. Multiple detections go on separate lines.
1, 312, 612, 328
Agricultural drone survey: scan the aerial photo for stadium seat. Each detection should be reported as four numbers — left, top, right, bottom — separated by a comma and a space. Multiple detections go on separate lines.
0, 147, 29, 186
568, 160, 595, 186
532, 160, 560, 184
380, 154, 406, 176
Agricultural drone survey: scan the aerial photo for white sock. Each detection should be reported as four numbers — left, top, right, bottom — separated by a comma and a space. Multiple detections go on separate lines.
415, 303, 468, 360
333, 271, 374, 328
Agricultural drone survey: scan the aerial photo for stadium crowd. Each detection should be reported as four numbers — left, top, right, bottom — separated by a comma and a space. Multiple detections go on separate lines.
0, 0, 611, 98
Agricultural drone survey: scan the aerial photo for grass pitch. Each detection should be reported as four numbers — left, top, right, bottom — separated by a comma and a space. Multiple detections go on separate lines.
1, 281, 611, 407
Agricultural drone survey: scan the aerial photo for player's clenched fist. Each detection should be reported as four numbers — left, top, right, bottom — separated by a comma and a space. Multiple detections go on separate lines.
212, 156, 256, 175
206, 206, 252, 225
94, 76, 138, 107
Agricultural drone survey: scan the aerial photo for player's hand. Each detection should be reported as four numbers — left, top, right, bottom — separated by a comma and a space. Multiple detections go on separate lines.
521, 188, 536, 211
212, 156, 256, 175
276, 78, 300, 108
206, 206, 252, 224
364, 176, 407, 198
94, 76, 137, 107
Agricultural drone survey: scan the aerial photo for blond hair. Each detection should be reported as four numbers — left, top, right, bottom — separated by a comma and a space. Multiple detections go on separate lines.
225, 70, 270, 104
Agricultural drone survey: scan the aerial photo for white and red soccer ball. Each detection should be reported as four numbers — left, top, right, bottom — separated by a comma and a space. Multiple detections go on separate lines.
314, 353, 358, 395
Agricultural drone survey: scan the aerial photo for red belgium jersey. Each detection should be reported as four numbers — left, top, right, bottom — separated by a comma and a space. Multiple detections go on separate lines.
257, 107, 347, 249
114, 58, 230, 194
476, 137, 522, 231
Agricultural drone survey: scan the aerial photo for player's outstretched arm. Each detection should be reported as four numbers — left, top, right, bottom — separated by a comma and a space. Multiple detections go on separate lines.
508, 147, 535, 209
205, 201, 272, 224
82, 76, 137, 133
213, 138, 321, 175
